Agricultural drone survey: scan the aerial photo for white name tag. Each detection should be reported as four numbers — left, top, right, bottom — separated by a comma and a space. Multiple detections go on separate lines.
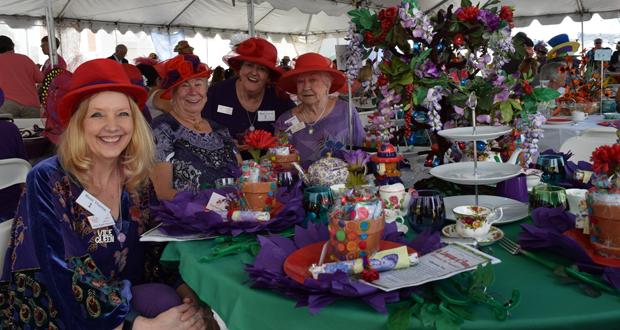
257, 110, 275, 122
217, 105, 233, 115
87, 214, 116, 230
289, 121, 306, 134
284, 115, 300, 126
76, 190, 110, 218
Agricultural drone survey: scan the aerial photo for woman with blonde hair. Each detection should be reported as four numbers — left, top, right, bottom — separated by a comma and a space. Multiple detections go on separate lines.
0, 59, 207, 329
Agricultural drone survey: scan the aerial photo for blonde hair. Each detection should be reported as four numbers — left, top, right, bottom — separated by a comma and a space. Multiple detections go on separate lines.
58, 93, 155, 193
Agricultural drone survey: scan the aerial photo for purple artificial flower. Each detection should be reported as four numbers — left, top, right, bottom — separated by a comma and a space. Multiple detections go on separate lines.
343, 149, 371, 168
416, 59, 440, 78
477, 9, 500, 31
493, 89, 510, 103
476, 114, 491, 123
453, 105, 464, 116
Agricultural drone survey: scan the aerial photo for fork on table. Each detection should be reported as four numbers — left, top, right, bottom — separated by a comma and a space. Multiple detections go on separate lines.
498, 237, 619, 295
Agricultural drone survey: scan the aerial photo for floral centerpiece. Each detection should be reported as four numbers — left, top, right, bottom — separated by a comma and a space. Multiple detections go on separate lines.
347, 0, 559, 166
555, 56, 601, 115
268, 123, 300, 172
587, 144, 620, 259
241, 129, 278, 211
343, 149, 371, 187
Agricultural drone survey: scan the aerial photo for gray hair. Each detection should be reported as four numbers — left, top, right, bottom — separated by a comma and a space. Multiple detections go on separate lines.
538, 62, 565, 82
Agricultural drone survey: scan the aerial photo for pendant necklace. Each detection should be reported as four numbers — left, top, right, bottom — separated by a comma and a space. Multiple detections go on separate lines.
302, 104, 328, 135
245, 109, 257, 131
114, 185, 126, 247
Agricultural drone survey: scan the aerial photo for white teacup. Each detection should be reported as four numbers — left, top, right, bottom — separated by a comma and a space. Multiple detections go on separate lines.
524, 169, 543, 190
571, 110, 587, 122
565, 189, 588, 215
379, 183, 411, 216
453, 205, 503, 238
383, 210, 408, 234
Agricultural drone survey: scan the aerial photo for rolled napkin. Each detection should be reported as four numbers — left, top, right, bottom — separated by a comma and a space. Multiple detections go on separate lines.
231, 210, 271, 222
309, 246, 418, 279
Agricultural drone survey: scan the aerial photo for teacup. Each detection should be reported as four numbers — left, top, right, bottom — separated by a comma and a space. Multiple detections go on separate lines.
571, 110, 588, 122
453, 205, 503, 238
524, 169, 543, 190
383, 209, 408, 234
573, 169, 593, 184
379, 183, 411, 216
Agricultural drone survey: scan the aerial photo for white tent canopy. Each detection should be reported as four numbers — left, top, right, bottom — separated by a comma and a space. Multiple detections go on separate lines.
2, 0, 619, 38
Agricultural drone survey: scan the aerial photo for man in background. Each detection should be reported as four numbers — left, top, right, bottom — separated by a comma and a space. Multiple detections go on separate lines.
40, 36, 67, 76
0, 35, 43, 118
107, 44, 128, 63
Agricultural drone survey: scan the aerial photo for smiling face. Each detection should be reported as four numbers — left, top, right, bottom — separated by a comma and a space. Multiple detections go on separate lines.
296, 72, 332, 105
172, 77, 208, 115
83, 91, 134, 163
238, 61, 270, 94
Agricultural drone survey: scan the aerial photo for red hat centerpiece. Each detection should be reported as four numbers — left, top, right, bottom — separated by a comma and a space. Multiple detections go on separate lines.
371, 143, 404, 186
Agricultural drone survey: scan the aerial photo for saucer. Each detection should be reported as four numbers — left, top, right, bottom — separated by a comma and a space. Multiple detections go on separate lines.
441, 224, 504, 246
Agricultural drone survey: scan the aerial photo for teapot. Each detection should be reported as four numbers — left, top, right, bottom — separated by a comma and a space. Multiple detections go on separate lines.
306, 157, 349, 186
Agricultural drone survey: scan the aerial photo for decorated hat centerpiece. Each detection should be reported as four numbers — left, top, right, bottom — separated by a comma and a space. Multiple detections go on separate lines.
240, 129, 278, 212
547, 34, 580, 59
269, 123, 300, 172
371, 143, 404, 186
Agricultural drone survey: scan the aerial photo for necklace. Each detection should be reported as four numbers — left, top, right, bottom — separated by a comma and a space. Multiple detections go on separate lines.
245, 109, 257, 131
300, 104, 328, 135
172, 110, 203, 131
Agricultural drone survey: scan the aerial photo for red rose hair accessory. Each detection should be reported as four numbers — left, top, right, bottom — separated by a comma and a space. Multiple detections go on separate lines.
223, 37, 281, 78
160, 54, 211, 100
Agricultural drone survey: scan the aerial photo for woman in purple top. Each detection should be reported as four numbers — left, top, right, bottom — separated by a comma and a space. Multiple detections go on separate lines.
0, 60, 208, 329
202, 38, 295, 141
275, 53, 365, 167
0, 88, 28, 222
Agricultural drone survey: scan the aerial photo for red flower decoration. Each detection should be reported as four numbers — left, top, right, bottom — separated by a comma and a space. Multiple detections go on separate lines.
591, 144, 620, 176
236, 39, 263, 57
456, 6, 480, 22
523, 81, 533, 95
499, 6, 513, 22
361, 269, 380, 282
244, 129, 277, 150
453, 33, 465, 47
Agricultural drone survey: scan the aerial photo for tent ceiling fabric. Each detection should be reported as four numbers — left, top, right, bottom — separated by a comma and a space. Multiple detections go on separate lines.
1, 0, 619, 37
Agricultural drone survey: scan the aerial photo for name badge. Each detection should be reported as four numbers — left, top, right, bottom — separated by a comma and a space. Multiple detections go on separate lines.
87, 214, 116, 230
206, 192, 229, 212
289, 121, 306, 134
258, 110, 275, 122
217, 105, 233, 115
76, 190, 110, 218
284, 115, 300, 126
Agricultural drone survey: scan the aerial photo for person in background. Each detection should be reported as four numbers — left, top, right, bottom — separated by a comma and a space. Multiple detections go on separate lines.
0, 88, 28, 222
275, 53, 365, 167
279, 56, 292, 71
136, 62, 168, 119
534, 41, 548, 67
174, 40, 194, 55
40, 35, 67, 77
122, 63, 153, 123
609, 41, 620, 72
0, 59, 210, 329
0, 35, 43, 118
152, 54, 241, 199
503, 32, 534, 75
148, 52, 159, 61
210, 66, 226, 87
203, 37, 295, 142
108, 44, 129, 64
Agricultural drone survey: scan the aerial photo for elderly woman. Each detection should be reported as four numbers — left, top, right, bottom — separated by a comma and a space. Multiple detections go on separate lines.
0, 59, 207, 329
202, 37, 295, 140
151, 54, 241, 200
275, 52, 365, 167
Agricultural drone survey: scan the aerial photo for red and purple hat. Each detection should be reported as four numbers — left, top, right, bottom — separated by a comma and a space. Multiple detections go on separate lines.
160, 54, 211, 100
0, 88, 4, 108
278, 53, 346, 94
57, 59, 148, 127
371, 143, 403, 163
224, 38, 281, 78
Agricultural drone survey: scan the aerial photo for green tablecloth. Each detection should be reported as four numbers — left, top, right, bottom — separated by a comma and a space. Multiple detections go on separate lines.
161, 221, 620, 330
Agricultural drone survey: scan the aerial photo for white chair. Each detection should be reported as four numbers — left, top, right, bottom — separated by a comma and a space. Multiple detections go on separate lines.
0, 158, 31, 270
560, 128, 618, 163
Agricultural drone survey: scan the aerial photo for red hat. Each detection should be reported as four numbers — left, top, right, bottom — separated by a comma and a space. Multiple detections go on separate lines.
224, 38, 281, 78
160, 54, 211, 100
278, 53, 346, 94
122, 63, 146, 87
371, 143, 403, 163
57, 59, 148, 127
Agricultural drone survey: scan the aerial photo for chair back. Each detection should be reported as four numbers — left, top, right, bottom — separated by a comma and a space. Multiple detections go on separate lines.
0, 158, 31, 190
0, 158, 30, 270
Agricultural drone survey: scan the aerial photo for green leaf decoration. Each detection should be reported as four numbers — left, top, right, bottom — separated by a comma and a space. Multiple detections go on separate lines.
461, 0, 473, 7
414, 87, 429, 105
435, 313, 462, 330
360, 12, 377, 30
508, 98, 522, 110
579, 284, 603, 298
533, 87, 561, 102
499, 101, 513, 123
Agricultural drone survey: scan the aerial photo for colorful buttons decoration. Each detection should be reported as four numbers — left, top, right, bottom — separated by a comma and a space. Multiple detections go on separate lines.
336, 230, 346, 241
358, 241, 367, 250
337, 243, 345, 252
360, 233, 368, 240
360, 221, 369, 231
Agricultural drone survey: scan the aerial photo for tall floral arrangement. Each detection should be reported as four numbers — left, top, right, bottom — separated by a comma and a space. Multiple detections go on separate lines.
348, 0, 558, 165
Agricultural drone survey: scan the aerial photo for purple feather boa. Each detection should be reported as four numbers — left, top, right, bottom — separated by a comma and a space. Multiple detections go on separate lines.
152, 182, 305, 236
519, 207, 620, 289
245, 222, 442, 314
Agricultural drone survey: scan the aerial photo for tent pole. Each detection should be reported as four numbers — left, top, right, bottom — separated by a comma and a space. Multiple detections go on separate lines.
247, 0, 255, 37
580, 15, 584, 50
45, 0, 57, 67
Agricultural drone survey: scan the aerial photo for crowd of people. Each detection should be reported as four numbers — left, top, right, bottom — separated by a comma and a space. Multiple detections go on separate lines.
0, 35, 365, 329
